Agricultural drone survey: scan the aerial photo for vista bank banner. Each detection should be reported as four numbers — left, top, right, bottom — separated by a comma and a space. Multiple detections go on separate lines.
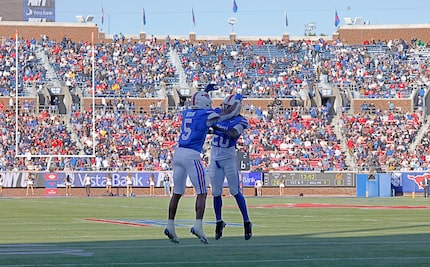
0, 171, 263, 188
0, 172, 174, 188
24, 0, 55, 22
57, 172, 173, 188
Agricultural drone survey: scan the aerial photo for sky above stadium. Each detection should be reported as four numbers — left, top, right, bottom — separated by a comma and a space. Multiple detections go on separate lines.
55, 0, 430, 38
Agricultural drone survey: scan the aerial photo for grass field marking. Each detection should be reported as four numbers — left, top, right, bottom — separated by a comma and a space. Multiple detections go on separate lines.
83, 218, 243, 228
84, 218, 151, 227
0, 244, 93, 256
250, 203, 430, 209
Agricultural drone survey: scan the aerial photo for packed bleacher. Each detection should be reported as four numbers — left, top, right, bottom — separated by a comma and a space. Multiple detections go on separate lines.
0, 36, 47, 97
324, 39, 429, 99
175, 38, 319, 99
0, 35, 429, 172
44, 35, 176, 98
340, 111, 422, 171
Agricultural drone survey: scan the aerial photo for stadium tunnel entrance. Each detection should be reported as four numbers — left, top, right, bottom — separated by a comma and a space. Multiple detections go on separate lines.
321, 96, 336, 121
48, 90, 66, 114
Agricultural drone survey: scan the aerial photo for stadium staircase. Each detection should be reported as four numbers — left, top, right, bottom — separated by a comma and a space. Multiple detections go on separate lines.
331, 113, 358, 171
167, 48, 191, 109
410, 115, 430, 153
318, 75, 358, 171
35, 45, 85, 152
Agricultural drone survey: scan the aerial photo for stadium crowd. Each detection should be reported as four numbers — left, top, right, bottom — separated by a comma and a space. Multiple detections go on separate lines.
44, 35, 175, 98
0, 36, 47, 97
0, 35, 429, 173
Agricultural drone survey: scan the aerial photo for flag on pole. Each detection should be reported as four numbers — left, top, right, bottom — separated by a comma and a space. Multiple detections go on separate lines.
101, 6, 104, 26
143, 8, 146, 26
233, 0, 238, 13
334, 9, 340, 27
192, 8, 195, 26
284, 11, 288, 28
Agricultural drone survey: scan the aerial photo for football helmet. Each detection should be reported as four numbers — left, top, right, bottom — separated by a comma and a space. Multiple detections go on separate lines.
191, 91, 212, 109
222, 94, 242, 116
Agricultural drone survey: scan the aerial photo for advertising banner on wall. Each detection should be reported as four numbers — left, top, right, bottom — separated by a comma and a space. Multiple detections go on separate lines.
23, 0, 55, 22
44, 173, 57, 195
55, 172, 173, 188
0, 171, 264, 189
401, 172, 429, 193
241, 172, 262, 187
1, 172, 44, 188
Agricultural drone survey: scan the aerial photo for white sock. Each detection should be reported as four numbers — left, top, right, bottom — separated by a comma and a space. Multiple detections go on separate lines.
167, 219, 175, 229
194, 219, 203, 230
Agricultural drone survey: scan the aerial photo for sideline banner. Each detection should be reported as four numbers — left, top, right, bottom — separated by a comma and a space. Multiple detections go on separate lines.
45, 173, 58, 195
1, 172, 44, 188
1, 171, 428, 194
401, 172, 429, 193
56, 172, 173, 188
241, 172, 262, 187
0, 171, 263, 188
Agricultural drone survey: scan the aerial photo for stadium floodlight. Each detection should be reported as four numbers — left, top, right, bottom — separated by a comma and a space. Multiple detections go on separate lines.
344, 17, 353, 25
76, 15, 85, 23
227, 17, 237, 26
76, 15, 94, 23
344, 17, 362, 25
227, 17, 237, 33
304, 23, 316, 36
354, 17, 362, 25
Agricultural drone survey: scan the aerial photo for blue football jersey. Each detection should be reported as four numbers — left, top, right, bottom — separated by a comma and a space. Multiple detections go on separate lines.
211, 115, 248, 149
177, 108, 220, 153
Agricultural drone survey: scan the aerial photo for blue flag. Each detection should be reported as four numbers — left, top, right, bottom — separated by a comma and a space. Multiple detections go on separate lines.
284, 11, 288, 27
192, 8, 195, 26
334, 9, 340, 27
233, 0, 238, 13
143, 8, 146, 26
101, 6, 104, 25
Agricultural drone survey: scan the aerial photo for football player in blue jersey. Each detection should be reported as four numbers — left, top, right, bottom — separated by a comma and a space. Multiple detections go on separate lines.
164, 87, 239, 244
208, 94, 252, 240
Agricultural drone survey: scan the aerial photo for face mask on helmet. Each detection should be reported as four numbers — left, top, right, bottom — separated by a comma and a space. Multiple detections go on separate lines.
191, 91, 212, 109
222, 94, 242, 116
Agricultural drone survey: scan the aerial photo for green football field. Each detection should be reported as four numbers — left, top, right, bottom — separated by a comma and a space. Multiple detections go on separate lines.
0, 196, 430, 267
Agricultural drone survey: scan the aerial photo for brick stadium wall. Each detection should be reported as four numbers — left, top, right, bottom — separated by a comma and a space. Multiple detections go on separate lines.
81, 97, 294, 113
351, 98, 414, 113
2, 186, 356, 198
1, 21, 430, 45
0, 22, 99, 42
337, 24, 430, 44
0, 97, 38, 109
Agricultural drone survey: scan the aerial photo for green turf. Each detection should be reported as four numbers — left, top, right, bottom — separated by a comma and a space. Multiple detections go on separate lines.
0, 196, 430, 267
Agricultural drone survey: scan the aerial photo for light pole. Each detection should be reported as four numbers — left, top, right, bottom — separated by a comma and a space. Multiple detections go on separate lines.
227, 17, 237, 33
304, 23, 316, 36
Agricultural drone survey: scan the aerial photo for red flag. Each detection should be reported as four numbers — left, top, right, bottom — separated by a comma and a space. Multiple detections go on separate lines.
334, 9, 340, 27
